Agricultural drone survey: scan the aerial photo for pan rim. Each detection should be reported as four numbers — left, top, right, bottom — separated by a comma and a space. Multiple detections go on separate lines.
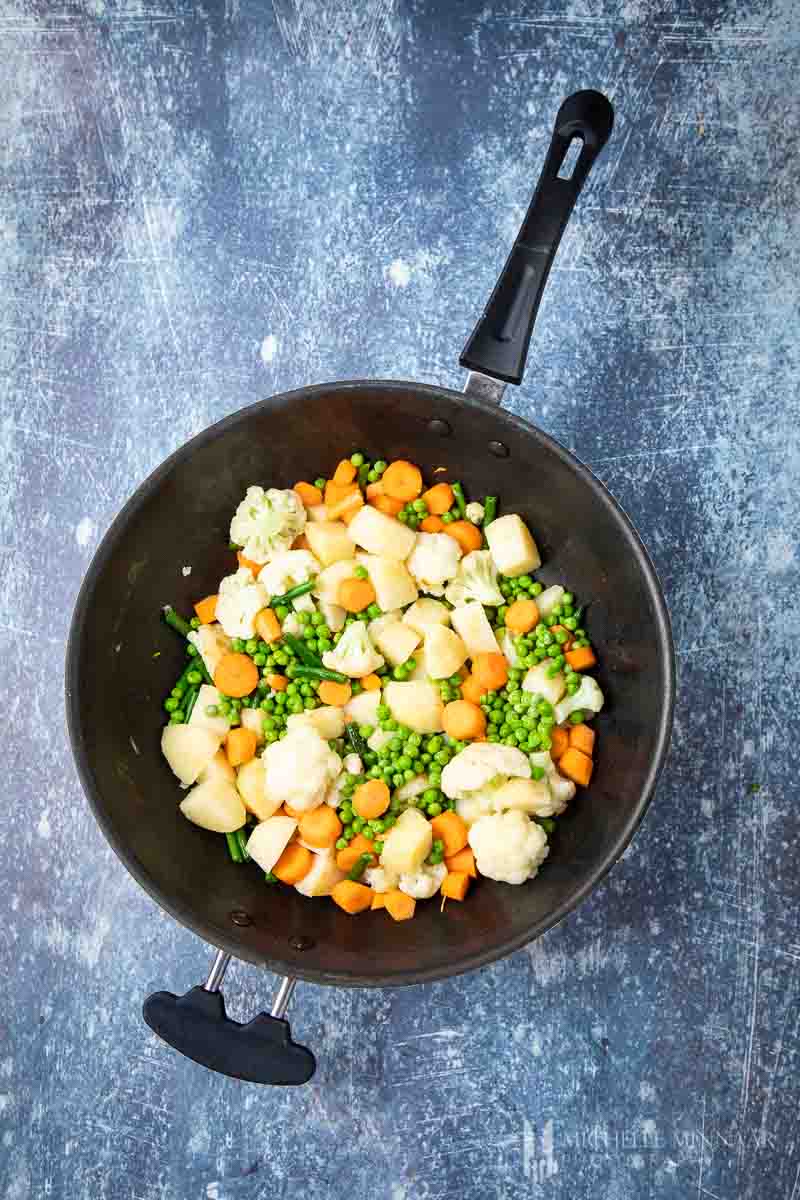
66, 377, 676, 988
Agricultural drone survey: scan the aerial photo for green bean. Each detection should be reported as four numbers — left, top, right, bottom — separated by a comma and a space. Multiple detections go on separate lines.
346, 724, 370, 758
235, 828, 250, 860
183, 685, 200, 722
482, 495, 498, 525
451, 481, 467, 517
347, 852, 373, 882
290, 664, 349, 684
283, 632, 322, 667
225, 832, 243, 863
163, 606, 191, 637
269, 580, 315, 607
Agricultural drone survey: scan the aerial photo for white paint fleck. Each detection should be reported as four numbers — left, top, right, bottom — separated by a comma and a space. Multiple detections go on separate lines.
36, 810, 51, 838
260, 334, 278, 364
182, 565, 192, 576
640, 1081, 657, 1101
642, 1118, 657, 1136
386, 257, 411, 287
130, 736, 140, 756
75, 517, 95, 548
631, 1153, 645, 1168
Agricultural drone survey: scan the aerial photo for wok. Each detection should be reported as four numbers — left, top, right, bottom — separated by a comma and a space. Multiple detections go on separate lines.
66, 92, 675, 1085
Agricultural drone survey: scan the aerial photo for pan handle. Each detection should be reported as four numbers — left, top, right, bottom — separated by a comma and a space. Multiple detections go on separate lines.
460, 90, 613, 388
142, 951, 316, 1085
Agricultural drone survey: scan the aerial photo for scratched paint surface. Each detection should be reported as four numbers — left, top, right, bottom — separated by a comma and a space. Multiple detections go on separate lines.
1, 0, 798, 1197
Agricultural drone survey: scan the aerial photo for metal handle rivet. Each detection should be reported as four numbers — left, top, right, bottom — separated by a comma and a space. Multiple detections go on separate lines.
488, 441, 509, 458
428, 418, 451, 436
289, 935, 315, 951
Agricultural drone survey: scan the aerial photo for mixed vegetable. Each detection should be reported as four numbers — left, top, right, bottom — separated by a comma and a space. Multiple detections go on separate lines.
159, 453, 604, 921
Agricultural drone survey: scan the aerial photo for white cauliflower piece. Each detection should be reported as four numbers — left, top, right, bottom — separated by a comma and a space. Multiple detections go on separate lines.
498, 627, 521, 669
394, 774, 430, 802
282, 612, 303, 636
492, 776, 560, 818
322, 621, 384, 678
444, 549, 504, 608
262, 726, 341, 812
535, 585, 564, 618
398, 861, 447, 899
456, 780, 506, 827
469, 811, 549, 884
319, 598, 347, 632
406, 532, 462, 597
530, 751, 575, 815
187, 622, 231, 679
441, 742, 531, 800
342, 753, 363, 776
230, 485, 306, 565
258, 550, 320, 613
553, 676, 604, 726
364, 865, 399, 893
368, 728, 394, 753
215, 568, 269, 639
465, 501, 485, 525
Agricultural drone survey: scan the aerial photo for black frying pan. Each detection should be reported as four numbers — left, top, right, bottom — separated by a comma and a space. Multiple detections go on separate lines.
66, 92, 675, 1085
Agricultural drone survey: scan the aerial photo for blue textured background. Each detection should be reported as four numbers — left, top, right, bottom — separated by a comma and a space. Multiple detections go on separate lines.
2, 1, 799, 1197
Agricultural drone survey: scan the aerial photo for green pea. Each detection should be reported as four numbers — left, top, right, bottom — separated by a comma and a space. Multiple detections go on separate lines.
169, 710, 184, 724
393, 665, 409, 681
171, 684, 186, 699
350, 451, 365, 467
374, 460, 388, 473
274, 605, 289, 622
531, 765, 546, 781
569, 709, 586, 724
164, 697, 179, 713
435, 749, 451, 765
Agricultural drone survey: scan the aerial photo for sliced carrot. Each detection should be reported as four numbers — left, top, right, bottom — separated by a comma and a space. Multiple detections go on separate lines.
324, 479, 359, 506
550, 726, 570, 761
237, 551, 263, 576
292, 533, 311, 551
360, 673, 382, 691
332, 879, 373, 914
444, 520, 483, 554
441, 871, 471, 901
505, 598, 540, 635
371, 892, 388, 910
333, 459, 357, 487
384, 889, 416, 921
225, 727, 257, 766
370, 494, 404, 517
318, 679, 352, 706
565, 646, 597, 671
194, 595, 218, 624
214, 652, 258, 698
472, 652, 508, 692
293, 481, 323, 507
421, 482, 454, 515
459, 673, 485, 705
445, 846, 477, 877
429, 810, 468, 857
283, 801, 303, 819
352, 779, 390, 820
336, 834, 376, 873
328, 490, 364, 522
559, 747, 594, 787
569, 723, 595, 756
298, 806, 342, 849
338, 577, 376, 613
382, 460, 423, 502
421, 515, 445, 533
255, 608, 282, 643
267, 673, 288, 692
273, 843, 314, 885
365, 481, 385, 499
442, 700, 486, 741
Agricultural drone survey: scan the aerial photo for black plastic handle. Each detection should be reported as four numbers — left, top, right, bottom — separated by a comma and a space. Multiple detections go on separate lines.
460, 90, 614, 386
143, 986, 316, 1085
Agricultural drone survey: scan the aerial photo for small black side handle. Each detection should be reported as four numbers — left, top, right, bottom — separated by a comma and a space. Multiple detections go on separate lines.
460, 90, 614, 386
143, 953, 315, 1086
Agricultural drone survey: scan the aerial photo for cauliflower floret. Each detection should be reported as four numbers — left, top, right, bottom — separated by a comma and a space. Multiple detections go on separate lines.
444, 549, 504, 608
406, 532, 462, 597
230, 485, 306, 565
319, 598, 346, 632
498, 627, 521, 669
215, 568, 269, 639
187, 622, 231, 678
398, 861, 447, 899
262, 726, 341, 812
258, 550, 320, 613
465, 501, 485, 525
322, 621, 384, 678
456, 779, 507, 827
529, 751, 575, 815
492, 776, 559, 818
342, 753, 363, 775
468, 811, 549, 884
554, 676, 604, 726
364, 865, 399, 893
441, 742, 531, 801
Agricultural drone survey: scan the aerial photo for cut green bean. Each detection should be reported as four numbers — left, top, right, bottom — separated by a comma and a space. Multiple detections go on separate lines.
482, 495, 498, 525
225, 832, 244, 863
290, 664, 349, 684
451, 481, 467, 517
347, 852, 373, 882
269, 580, 315, 607
183, 685, 200, 722
346, 723, 370, 758
235, 827, 250, 860
283, 632, 322, 667
163, 606, 191, 637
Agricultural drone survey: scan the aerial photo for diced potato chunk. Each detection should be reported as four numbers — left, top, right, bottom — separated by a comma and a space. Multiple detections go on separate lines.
522, 661, 566, 705
287, 706, 346, 740
180, 777, 246, 832
402, 597, 451, 635
380, 808, 433, 875
246, 815, 298, 873
424, 624, 468, 679
383, 680, 444, 733
345, 690, 382, 727
294, 848, 347, 897
450, 602, 500, 656
188, 684, 230, 737
305, 520, 355, 566
161, 725, 223, 787
347, 506, 416, 560
358, 555, 418, 611
373, 621, 421, 667
236, 756, 279, 820
485, 514, 541, 577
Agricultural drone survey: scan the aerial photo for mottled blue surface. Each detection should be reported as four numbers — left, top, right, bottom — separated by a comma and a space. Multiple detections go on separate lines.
2, 1, 799, 1197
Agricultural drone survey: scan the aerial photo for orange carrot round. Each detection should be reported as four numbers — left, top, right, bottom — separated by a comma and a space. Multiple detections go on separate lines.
214, 652, 259, 698
382, 460, 423, 501
360, 673, 382, 691
504, 598, 540, 634
318, 679, 352, 706
225, 727, 257, 766
549, 726, 570, 761
459, 673, 486, 705
421, 482, 454, 515
293, 481, 323, 507
273, 842, 314, 885
442, 699, 486, 741
421, 515, 445, 533
352, 779, 390, 820
370, 494, 404, 516
472, 652, 508, 692
298, 806, 343, 849
338, 577, 376, 613
267, 673, 288, 692
444, 520, 483, 554
336, 833, 376, 872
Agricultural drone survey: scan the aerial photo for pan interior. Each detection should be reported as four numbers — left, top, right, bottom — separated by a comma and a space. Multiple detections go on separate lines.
67, 381, 673, 986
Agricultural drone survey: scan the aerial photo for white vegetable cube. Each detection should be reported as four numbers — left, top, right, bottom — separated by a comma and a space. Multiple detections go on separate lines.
402, 597, 451, 635
187, 623, 231, 680
368, 609, 403, 641
450, 602, 500, 656
423, 624, 468, 679
305, 520, 355, 566
188, 684, 230, 737
373, 621, 421, 667
358, 555, 418, 611
522, 661, 566, 705
246, 815, 298, 873
161, 725, 223, 787
485, 514, 541, 577
198, 749, 236, 784
180, 778, 246, 833
294, 848, 346, 897
306, 503, 330, 523
380, 808, 433, 875
536, 585, 565, 618
236, 756, 280, 820
345, 689, 382, 727
319, 599, 346, 632
287, 705, 346, 740
383, 680, 444, 733
347, 505, 416, 560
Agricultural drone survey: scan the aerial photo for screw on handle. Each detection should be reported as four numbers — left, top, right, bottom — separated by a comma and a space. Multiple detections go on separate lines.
460, 90, 614, 387
143, 953, 315, 1086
